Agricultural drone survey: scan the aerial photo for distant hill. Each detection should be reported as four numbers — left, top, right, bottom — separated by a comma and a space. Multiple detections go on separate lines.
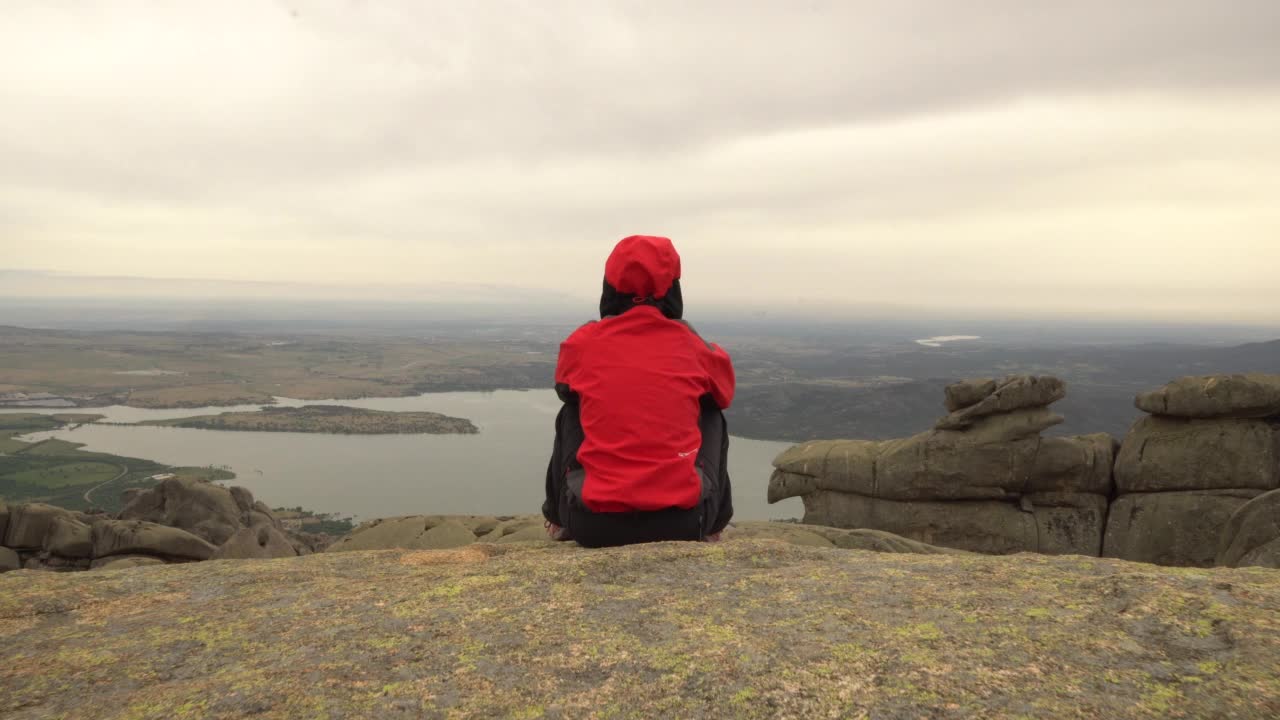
726, 338, 1280, 441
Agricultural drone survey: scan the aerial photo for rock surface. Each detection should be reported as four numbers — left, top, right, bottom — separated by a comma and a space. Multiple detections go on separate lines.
773, 374, 1280, 566
326, 514, 960, 557
0, 546, 18, 573
120, 476, 271, 545
91, 519, 218, 561
1239, 539, 1280, 569
1, 542, 1278, 718
211, 526, 300, 560
1104, 490, 1263, 567
1136, 373, 1280, 419
1217, 489, 1280, 569
934, 375, 1066, 430
4, 503, 75, 551
326, 515, 519, 552
89, 554, 167, 571
770, 375, 1114, 558
1114, 416, 1279, 493
44, 516, 93, 559
769, 429, 1111, 504
798, 490, 1107, 556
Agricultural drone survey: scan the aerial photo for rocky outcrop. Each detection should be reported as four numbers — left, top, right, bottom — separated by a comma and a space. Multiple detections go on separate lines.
0, 480, 322, 572
44, 516, 93, 559
773, 373, 1280, 568
325, 515, 521, 552
770, 375, 1112, 556
91, 519, 218, 562
3, 541, 1279, 718
1217, 489, 1280, 569
1104, 375, 1280, 567
4, 503, 77, 550
120, 476, 277, 545
935, 375, 1067, 430
211, 526, 300, 560
1103, 490, 1263, 567
1135, 373, 1280, 419
111, 475, 326, 562
1113, 416, 1278, 493
90, 555, 166, 571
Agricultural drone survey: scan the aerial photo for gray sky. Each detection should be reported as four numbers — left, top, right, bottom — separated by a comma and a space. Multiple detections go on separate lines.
3, 1, 1279, 322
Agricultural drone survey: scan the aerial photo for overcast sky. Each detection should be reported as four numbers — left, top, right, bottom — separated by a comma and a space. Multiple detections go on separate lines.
3, 1, 1278, 323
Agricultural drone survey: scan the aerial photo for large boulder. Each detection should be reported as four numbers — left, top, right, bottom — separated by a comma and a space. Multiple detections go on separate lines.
0, 501, 9, 544
325, 515, 500, 552
91, 520, 217, 561
874, 433, 1038, 501
120, 477, 262, 545
769, 439, 880, 501
212, 526, 299, 560
4, 503, 75, 550
1026, 492, 1110, 556
1136, 374, 1280, 419
935, 375, 1066, 430
44, 516, 93, 559
476, 517, 547, 543
1027, 434, 1115, 496
770, 432, 1112, 503
1114, 416, 1280, 493
0, 546, 19, 573
1104, 490, 1263, 567
796, 490, 1104, 556
1216, 489, 1280, 568
22, 552, 90, 572
1238, 539, 1280, 569
943, 378, 999, 412
90, 555, 166, 571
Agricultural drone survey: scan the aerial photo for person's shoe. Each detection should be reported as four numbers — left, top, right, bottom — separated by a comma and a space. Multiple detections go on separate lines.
703, 531, 722, 543
545, 520, 572, 541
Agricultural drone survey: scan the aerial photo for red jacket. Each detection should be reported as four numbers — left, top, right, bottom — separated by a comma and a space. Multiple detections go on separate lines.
555, 236, 735, 512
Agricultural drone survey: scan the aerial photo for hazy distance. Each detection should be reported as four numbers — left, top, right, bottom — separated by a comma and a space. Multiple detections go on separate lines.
3, 1, 1279, 324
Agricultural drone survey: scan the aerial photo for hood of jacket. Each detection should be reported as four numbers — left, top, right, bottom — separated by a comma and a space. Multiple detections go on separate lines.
599, 235, 684, 320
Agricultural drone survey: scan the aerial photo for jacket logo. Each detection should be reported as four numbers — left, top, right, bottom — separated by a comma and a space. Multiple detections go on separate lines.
677, 448, 699, 458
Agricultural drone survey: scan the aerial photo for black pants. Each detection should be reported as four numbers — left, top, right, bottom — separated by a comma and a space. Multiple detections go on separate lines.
542, 396, 734, 548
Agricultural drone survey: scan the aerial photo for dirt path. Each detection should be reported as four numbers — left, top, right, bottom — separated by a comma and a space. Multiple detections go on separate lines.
83, 463, 128, 506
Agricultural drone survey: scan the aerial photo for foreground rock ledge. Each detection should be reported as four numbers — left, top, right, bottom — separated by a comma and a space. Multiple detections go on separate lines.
2, 542, 1278, 719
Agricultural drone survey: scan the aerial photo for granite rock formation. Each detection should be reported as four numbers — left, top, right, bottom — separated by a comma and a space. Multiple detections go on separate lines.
770, 375, 1112, 556
0, 478, 323, 574
771, 373, 1280, 568
1107, 375, 1280, 566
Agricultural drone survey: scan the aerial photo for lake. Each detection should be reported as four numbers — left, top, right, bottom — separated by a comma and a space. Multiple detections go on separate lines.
18, 390, 802, 522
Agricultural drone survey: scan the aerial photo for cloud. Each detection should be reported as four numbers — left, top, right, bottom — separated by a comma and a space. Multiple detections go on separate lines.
2, 1, 1278, 323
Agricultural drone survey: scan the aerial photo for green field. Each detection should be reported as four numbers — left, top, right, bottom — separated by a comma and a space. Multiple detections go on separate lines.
0, 412, 232, 513
0, 413, 60, 431
6, 460, 121, 488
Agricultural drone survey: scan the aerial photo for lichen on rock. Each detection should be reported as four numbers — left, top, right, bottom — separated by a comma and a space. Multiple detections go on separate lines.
1, 541, 1278, 718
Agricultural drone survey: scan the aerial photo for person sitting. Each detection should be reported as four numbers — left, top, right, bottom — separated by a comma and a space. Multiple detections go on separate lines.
542, 235, 735, 548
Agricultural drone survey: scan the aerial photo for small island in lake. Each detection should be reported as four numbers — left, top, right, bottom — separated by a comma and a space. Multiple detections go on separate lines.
139, 405, 479, 435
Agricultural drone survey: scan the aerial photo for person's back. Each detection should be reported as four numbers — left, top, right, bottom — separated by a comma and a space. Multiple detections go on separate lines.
543, 235, 735, 547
